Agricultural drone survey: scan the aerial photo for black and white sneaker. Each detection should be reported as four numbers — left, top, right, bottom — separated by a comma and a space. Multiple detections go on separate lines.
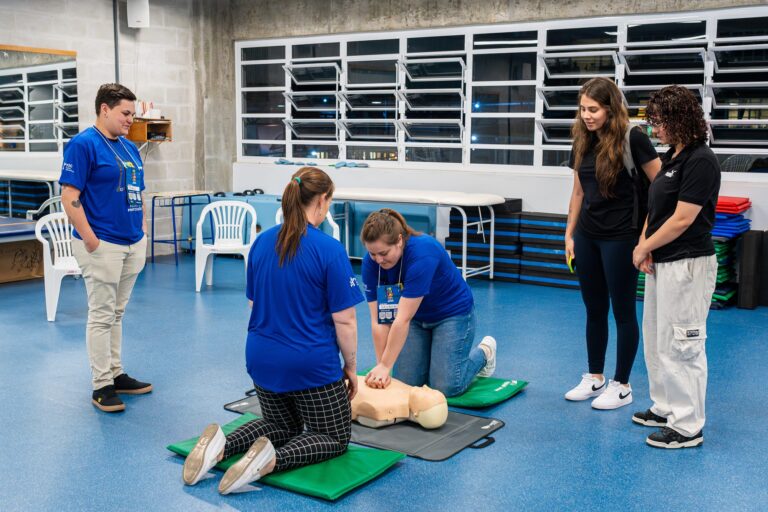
632, 409, 668, 427
646, 427, 703, 449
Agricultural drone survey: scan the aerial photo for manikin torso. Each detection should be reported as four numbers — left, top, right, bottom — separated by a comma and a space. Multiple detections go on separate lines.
351, 376, 448, 429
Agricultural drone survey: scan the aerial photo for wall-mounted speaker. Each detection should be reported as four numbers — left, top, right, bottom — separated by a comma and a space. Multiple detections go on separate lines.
127, 0, 150, 28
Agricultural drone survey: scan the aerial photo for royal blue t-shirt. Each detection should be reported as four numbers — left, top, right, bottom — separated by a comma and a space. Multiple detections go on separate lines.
245, 224, 365, 393
362, 234, 473, 324
59, 127, 145, 245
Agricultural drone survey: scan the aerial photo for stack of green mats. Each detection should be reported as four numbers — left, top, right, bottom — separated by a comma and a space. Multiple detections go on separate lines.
636, 238, 737, 309
712, 238, 737, 309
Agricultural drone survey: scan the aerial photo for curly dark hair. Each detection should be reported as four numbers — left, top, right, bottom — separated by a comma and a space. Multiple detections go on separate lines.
645, 86, 707, 146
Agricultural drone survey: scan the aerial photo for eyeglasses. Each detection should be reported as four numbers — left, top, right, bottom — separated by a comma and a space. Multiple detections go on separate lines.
647, 119, 664, 128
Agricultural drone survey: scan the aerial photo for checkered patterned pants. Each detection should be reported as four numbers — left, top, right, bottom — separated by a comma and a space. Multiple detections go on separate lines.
223, 379, 351, 472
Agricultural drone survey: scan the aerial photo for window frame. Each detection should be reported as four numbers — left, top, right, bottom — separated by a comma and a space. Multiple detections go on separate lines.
234, 6, 768, 171
0, 61, 78, 156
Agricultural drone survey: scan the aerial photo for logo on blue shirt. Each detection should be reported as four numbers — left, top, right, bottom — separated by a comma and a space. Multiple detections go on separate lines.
350, 277, 358, 288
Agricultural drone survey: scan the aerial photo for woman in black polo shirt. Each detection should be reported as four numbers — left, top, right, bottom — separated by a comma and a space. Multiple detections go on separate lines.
631, 86, 720, 449
564, 77, 661, 410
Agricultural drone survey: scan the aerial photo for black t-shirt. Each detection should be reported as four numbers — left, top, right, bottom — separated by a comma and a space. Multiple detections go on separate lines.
645, 141, 721, 263
569, 127, 658, 240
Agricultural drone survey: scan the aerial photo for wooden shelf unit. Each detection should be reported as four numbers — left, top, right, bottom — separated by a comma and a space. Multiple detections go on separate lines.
127, 118, 172, 143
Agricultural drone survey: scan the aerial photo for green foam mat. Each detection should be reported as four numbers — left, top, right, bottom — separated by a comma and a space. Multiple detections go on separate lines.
446, 377, 528, 408
167, 413, 405, 501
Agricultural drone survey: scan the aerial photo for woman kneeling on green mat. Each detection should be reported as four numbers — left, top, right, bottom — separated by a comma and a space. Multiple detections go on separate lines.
360, 208, 497, 397
183, 167, 364, 494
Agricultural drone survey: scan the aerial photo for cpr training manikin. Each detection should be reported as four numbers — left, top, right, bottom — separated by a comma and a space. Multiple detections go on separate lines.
351, 376, 448, 429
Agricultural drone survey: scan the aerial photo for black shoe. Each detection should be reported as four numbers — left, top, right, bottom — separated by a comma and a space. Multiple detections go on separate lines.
92, 385, 126, 412
646, 427, 703, 449
632, 409, 668, 427
114, 373, 153, 395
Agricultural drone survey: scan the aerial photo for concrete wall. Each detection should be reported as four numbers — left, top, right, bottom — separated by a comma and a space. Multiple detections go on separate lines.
0, 0, 199, 253
193, 0, 235, 194
228, 0, 764, 39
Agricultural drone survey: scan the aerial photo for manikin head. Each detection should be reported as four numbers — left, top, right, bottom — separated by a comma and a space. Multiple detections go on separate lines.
408, 385, 448, 429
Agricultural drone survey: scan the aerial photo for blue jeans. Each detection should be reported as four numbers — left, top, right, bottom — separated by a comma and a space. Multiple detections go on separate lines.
393, 308, 487, 397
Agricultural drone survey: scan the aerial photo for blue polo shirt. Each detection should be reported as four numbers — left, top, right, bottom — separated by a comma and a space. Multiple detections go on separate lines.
362, 234, 473, 324
59, 127, 145, 245
245, 224, 364, 393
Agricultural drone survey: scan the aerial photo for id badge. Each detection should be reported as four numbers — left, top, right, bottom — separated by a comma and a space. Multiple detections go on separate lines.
125, 162, 143, 209
376, 284, 402, 324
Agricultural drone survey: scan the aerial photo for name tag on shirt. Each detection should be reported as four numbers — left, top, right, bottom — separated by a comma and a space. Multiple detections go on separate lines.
376, 284, 402, 324
125, 161, 143, 210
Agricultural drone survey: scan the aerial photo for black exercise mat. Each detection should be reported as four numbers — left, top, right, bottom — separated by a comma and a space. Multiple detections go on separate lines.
224, 394, 504, 462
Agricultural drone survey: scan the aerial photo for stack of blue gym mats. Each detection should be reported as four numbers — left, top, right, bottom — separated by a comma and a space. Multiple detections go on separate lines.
518, 212, 577, 289
447, 202, 578, 290
712, 212, 751, 239
0, 181, 50, 219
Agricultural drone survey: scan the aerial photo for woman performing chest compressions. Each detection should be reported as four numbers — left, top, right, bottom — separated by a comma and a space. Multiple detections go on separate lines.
360, 208, 497, 398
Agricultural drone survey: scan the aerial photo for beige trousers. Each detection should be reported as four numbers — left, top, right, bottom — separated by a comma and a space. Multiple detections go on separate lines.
642, 254, 717, 437
72, 235, 147, 390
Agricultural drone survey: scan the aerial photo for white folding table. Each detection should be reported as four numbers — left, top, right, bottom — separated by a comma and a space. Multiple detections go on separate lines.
332, 187, 505, 279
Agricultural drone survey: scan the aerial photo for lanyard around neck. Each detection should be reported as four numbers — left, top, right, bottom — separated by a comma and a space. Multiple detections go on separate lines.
377, 257, 403, 287
91, 126, 140, 171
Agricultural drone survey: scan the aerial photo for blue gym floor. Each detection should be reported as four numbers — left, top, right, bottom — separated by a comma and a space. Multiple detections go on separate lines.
1, 253, 766, 511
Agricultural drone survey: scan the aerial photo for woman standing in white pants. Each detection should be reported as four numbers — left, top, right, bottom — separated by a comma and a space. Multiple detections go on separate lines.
631, 86, 721, 449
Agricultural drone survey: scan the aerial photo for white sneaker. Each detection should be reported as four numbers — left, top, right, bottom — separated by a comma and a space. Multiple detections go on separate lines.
183, 423, 226, 485
564, 373, 606, 401
218, 437, 275, 495
477, 336, 496, 378
591, 380, 633, 410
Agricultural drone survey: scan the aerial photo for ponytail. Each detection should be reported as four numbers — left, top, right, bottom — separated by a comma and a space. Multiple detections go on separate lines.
360, 208, 420, 246
276, 167, 335, 266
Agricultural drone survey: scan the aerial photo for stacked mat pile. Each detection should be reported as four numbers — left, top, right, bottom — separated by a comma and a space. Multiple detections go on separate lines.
638, 196, 751, 309
709, 196, 751, 309
448, 208, 577, 290
518, 212, 577, 289
0, 181, 50, 218
447, 199, 522, 283
711, 238, 738, 308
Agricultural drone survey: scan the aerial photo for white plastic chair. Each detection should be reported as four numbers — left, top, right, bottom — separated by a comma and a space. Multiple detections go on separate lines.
26, 195, 63, 220
35, 212, 82, 321
195, 201, 258, 292
274, 208, 341, 241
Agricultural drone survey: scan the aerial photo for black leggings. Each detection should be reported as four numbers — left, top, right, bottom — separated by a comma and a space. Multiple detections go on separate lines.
223, 380, 351, 472
573, 230, 639, 384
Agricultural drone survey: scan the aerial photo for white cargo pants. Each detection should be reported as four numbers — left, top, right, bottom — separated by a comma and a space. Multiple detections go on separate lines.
642, 254, 717, 437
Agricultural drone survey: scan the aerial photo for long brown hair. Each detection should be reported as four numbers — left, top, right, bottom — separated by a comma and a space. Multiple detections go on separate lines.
571, 77, 630, 198
360, 208, 420, 246
276, 167, 334, 266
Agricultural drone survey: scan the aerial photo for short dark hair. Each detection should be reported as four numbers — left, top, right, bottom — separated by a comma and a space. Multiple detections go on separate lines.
646, 86, 708, 146
94, 83, 136, 116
